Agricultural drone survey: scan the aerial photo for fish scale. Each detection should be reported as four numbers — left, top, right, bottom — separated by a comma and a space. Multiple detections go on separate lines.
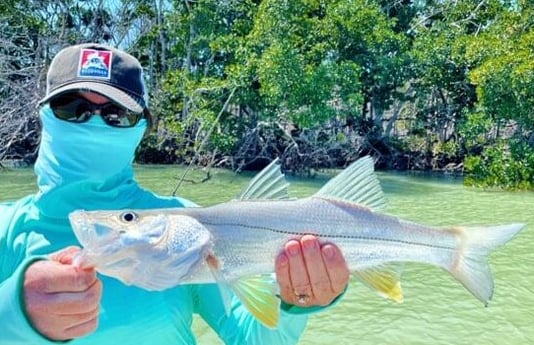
183, 197, 458, 268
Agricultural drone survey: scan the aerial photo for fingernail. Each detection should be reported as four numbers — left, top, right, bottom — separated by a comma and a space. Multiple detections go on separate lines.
303, 238, 317, 252
323, 245, 335, 260
287, 242, 300, 256
277, 253, 289, 266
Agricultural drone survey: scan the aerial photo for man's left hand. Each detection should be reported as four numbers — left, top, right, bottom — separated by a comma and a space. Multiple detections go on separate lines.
275, 234, 350, 307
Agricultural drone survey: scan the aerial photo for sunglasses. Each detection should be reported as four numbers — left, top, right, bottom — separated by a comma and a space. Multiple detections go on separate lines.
49, 94, 144, 128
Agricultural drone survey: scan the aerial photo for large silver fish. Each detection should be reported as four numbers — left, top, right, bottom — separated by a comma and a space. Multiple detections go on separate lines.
69, 156, 525, 328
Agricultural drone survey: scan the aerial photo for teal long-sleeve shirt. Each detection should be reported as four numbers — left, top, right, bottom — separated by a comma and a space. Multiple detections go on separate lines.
0, 185, 311, 345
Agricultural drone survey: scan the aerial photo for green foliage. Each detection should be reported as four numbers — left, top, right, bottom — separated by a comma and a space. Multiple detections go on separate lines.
245, 0, 373, 126
460, 2, 534, 189
458, 111, 494, 150
149, 0, 400, 162
393, 135, 428, 154
136, 0, 532, 189
468, 25, 534, 127
2, 0, 533, 189
464, 138, 534, 190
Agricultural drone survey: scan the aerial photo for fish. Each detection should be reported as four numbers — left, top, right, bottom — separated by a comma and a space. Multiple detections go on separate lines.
68, 156, 526, 328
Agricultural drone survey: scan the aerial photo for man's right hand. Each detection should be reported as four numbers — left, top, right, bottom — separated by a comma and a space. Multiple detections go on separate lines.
23, 246, 102, 341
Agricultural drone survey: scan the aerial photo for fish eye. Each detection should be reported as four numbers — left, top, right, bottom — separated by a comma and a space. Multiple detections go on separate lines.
120, 211, 138, 223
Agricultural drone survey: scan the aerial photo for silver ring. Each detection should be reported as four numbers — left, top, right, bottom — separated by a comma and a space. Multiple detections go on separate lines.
295, 293, 311, 305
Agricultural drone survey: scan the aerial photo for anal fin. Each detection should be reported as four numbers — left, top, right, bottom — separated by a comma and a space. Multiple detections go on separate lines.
354, 266, 403, 303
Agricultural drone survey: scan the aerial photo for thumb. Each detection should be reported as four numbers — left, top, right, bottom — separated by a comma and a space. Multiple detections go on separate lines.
48, 246, 83, 265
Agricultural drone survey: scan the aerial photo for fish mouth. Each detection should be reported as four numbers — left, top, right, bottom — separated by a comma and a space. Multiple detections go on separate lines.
69, 210, 133, 270
69, 210, 94, 247
69, 210, 119, 248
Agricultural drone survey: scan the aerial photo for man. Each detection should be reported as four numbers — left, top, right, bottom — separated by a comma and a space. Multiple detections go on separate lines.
0, 43, 349, 344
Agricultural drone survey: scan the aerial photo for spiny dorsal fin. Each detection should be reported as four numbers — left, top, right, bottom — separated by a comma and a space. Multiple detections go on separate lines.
314, 156, 387, 210
237, 158, 290, 200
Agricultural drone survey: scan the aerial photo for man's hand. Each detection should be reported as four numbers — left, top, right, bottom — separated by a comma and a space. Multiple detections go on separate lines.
275, 234, 350, 307
23, 246, 102, 341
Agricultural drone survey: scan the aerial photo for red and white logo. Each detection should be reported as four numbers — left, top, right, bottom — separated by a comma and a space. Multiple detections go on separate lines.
78, 49, 112, 79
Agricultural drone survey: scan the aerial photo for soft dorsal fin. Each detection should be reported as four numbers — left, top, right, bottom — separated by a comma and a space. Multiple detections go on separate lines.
314, 156, 387, 210
237, 158, 290, 200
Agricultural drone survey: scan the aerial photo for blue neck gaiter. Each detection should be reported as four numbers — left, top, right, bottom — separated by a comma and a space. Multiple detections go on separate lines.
34, 105, 147, 219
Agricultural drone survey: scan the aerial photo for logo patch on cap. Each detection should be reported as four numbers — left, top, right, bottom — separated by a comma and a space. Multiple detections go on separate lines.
78, 49, 112, 79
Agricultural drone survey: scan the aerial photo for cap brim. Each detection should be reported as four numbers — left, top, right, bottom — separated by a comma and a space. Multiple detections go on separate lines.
39, 81, 144, 113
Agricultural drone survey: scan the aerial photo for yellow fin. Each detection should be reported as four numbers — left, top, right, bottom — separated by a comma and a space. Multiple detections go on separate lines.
355, 267, 403, 303
232, 275, 280, 329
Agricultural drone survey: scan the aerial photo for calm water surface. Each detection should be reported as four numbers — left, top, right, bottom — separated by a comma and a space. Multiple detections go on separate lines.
1, 165, 533, 345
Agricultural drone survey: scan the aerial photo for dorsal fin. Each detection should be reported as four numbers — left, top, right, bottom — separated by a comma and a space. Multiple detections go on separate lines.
237, 158, 290, 200
314, 156, 387, 210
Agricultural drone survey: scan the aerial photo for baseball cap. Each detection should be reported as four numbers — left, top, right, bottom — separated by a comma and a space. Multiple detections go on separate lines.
39, 43, 152, 126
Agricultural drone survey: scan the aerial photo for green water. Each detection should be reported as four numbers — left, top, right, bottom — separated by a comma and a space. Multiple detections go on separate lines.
1, 166, 533, 345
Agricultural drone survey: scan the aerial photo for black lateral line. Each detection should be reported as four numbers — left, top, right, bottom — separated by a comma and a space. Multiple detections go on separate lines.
202, 221, 455, 251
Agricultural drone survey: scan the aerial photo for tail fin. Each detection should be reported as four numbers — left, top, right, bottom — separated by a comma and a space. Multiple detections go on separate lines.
449, 223, 525, 305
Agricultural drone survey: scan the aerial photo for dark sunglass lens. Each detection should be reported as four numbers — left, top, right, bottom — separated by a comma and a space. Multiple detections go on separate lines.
75, 102, 93, 118
50, 96, 89, 122
100, 105, 141, 127
124, 111, 142, 126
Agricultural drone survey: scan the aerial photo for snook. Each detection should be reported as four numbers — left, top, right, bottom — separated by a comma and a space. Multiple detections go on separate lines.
69, 156, 526, 328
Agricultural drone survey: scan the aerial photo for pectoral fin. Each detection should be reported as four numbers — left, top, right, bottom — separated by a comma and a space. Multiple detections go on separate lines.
354, 266, 403, 303
231, 275, 280, 329
205, 253, 234, 316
